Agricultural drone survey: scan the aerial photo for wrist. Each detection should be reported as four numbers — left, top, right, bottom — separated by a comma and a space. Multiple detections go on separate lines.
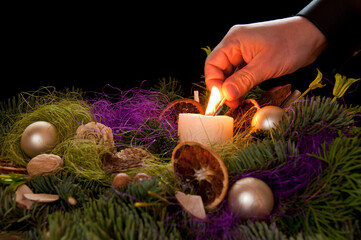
292, 16, 328, 53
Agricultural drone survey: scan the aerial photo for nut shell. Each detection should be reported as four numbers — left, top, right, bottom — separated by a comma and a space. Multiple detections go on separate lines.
75, 122, 115, 151
15, 184, 35, 209
23, 193, 60, 203
27, 154, 63, 176
175, 191, 207, 220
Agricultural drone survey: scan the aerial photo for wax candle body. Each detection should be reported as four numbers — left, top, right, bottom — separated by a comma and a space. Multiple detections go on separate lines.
178, 113, 233, 145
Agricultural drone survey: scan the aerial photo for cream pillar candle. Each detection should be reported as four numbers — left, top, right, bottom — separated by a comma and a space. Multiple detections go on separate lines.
178, 113, 233, 146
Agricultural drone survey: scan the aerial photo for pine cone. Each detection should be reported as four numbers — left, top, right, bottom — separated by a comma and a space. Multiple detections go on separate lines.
102, 148, 151, 173
75, 122, 115, 152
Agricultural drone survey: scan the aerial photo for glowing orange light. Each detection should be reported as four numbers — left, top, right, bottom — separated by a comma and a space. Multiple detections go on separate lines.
205, 86, 223, 115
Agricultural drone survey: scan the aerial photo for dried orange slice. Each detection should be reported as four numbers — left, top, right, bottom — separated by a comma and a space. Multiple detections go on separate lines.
172, 141, 228, 210
160, 98, 205, 124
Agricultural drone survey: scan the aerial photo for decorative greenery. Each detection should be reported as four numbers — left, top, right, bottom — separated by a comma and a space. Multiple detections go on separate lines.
0, 173, 27, 191
272, 96, 354, 140
332, 73, 360, 101
296, 69, 326, 101
0, 88, 93, 166
225, 140, 297, 173
201, 46, 212, 56
1, 70, 360, 239
36, 178, 180, 240
151, 77, 184, 102
53, 139, 109, 182
305, 135, 361, 239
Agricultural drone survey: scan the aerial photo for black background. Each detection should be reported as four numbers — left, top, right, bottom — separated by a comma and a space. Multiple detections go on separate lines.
3, 1, 360, 104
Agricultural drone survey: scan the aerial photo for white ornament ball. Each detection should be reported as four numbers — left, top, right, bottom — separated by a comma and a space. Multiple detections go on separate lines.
251, 106, 284, 131
20, 121, 58, 158
227, 177, 274, 220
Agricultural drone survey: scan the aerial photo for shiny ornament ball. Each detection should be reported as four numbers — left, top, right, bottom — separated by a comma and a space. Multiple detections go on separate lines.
20, 121, 58, 158
227, 177, 274, 220
251, 106, 284, 131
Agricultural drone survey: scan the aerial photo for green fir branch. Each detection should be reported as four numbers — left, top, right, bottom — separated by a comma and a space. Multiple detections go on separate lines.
40, 179, 181, 240
226, 140, 297, 173
239, 221, 288, 240
272, 96, 354, 141
299, 135, 361, 240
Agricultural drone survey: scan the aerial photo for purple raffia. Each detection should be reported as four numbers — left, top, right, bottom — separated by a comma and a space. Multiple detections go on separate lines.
88, 85, 177, 151
183, 128, 339, 240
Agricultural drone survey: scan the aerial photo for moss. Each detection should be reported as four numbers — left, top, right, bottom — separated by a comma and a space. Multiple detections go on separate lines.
1, 98, 93, 166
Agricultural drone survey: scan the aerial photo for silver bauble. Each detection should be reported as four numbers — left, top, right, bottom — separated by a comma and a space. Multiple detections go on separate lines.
20, 121, 58, 158
227, 177, 274, 219
251, 106, 284, 131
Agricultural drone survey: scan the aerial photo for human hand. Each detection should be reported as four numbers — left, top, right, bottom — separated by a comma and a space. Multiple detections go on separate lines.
205, 16, 327, 108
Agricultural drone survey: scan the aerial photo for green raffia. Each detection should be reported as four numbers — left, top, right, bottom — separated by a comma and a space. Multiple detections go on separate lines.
53, 139, 109, 182
332, 73, 360, 102
296, 69, 326, 101
1, 89, 93, 166
151, 77, 184, 102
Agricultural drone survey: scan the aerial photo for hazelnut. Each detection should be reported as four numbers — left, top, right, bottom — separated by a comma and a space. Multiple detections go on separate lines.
67, 196, 78, 205
112, 173, 131, 189
134, 173, 150, 183
27, 154, 63, 177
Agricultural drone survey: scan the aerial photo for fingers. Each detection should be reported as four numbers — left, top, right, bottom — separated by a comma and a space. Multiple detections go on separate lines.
204, 43, 244, 92
222, 59, 265, 101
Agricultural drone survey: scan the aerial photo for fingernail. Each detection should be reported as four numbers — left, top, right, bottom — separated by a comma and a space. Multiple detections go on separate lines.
223, 82, 240, 100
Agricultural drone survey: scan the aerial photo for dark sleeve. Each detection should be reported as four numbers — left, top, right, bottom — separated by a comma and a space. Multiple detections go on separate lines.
297, 0, 361, 49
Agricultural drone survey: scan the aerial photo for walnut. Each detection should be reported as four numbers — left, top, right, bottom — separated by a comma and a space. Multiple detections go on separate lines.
26, 154, 63, 177
75, 122, 115, 152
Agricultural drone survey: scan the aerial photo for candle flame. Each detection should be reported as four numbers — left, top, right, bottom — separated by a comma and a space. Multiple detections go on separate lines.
205, 86, 223, 115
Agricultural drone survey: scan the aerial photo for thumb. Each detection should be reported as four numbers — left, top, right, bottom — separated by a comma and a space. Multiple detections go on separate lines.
222, 61, 265, 101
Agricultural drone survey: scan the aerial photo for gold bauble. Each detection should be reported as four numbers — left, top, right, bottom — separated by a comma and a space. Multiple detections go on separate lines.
227, 177, 274, 219
251, 106, 284, 131
20, 121, 58, 158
